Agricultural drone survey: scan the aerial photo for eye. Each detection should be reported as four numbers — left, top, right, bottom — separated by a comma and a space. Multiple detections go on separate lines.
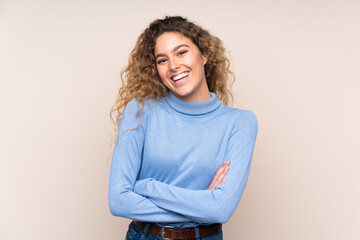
157, 58, 167, 65
178, 50, 188, 56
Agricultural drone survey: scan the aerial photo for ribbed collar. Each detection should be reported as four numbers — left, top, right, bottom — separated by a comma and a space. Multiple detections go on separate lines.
165, 92, 222, 116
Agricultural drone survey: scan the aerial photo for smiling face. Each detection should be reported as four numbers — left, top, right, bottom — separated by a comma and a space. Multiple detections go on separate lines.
155, 32, 210, 102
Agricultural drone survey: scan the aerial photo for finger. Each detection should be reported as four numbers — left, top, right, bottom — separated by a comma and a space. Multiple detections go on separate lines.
217, 177, 227, 187
208, 162, 227, 189
211, 177, 227, 190
209, 165, 225, 189
213, 164, 230, 189
208, 161, 230, 190
213, 166, 229, 188
211, 166, 228, 190
213, 162, 229, 181
217, 164, 229, 181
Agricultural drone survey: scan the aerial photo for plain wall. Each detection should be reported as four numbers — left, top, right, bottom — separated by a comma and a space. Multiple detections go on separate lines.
1, 0, 359, 239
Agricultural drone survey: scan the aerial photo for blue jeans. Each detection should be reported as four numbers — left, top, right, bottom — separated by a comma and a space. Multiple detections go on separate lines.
125, 221, 223, 240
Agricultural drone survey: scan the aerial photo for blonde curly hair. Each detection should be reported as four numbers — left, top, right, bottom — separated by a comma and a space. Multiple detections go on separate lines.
109, 16, 234, 153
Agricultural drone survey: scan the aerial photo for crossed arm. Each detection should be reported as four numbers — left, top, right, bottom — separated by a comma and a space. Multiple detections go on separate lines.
108, 101, 257, 223
108, 125, 229, 223
133, 112, 256, 223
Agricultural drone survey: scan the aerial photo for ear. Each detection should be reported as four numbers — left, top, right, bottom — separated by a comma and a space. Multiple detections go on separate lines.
201, 54, 208, 65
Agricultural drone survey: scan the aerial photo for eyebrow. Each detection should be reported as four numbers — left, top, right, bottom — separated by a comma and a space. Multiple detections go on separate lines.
155, 44, 190, 59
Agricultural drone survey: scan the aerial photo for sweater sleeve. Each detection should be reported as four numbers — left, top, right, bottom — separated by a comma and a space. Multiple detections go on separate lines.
108, 100, 194, 223
134, 110, 258, 224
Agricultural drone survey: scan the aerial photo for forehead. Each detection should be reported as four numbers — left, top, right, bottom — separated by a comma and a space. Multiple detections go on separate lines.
154, 32, 195, 54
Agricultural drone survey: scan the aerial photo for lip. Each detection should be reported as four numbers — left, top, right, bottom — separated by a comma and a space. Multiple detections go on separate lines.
171, 71, 190, 82
171, 73, 190, 87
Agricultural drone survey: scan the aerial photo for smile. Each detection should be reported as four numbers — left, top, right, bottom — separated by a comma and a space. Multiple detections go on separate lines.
171, 72, 189, 82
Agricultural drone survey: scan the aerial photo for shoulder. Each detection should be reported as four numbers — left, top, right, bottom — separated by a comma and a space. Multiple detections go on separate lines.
220, 106, 258, 136
123, 99, 141, 113
237, 109, 257, 125
221, 105, 257, 124
123, 98, 166, 124
124, 98, 163, 113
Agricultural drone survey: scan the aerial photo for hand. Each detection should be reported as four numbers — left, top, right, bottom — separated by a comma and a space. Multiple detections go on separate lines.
207, 161, 230, 190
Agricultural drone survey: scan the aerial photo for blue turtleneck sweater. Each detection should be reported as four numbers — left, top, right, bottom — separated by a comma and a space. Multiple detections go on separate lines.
108, 92, 258, 228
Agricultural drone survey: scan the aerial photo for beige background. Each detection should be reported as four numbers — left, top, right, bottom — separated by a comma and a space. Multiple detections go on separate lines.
1, 0, 359, 239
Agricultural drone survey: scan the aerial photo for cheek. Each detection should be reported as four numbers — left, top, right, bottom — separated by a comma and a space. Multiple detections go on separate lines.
157, 66, 168, 81
187, 56, 203, 72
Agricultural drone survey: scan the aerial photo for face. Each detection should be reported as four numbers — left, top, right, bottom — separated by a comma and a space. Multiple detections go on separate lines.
154, 32, 210, 102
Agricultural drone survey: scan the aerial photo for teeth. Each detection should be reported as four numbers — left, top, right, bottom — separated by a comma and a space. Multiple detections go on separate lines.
172, 72, 189, 81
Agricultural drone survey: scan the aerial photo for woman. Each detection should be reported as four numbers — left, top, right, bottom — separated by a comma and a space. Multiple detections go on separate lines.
109, 16, 257, 240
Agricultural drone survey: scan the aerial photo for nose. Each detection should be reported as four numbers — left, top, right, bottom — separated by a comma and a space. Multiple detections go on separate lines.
169, 58, 179, 72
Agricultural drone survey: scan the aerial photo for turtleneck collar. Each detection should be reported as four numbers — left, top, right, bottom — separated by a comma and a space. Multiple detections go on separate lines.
165, 92, 222, 116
